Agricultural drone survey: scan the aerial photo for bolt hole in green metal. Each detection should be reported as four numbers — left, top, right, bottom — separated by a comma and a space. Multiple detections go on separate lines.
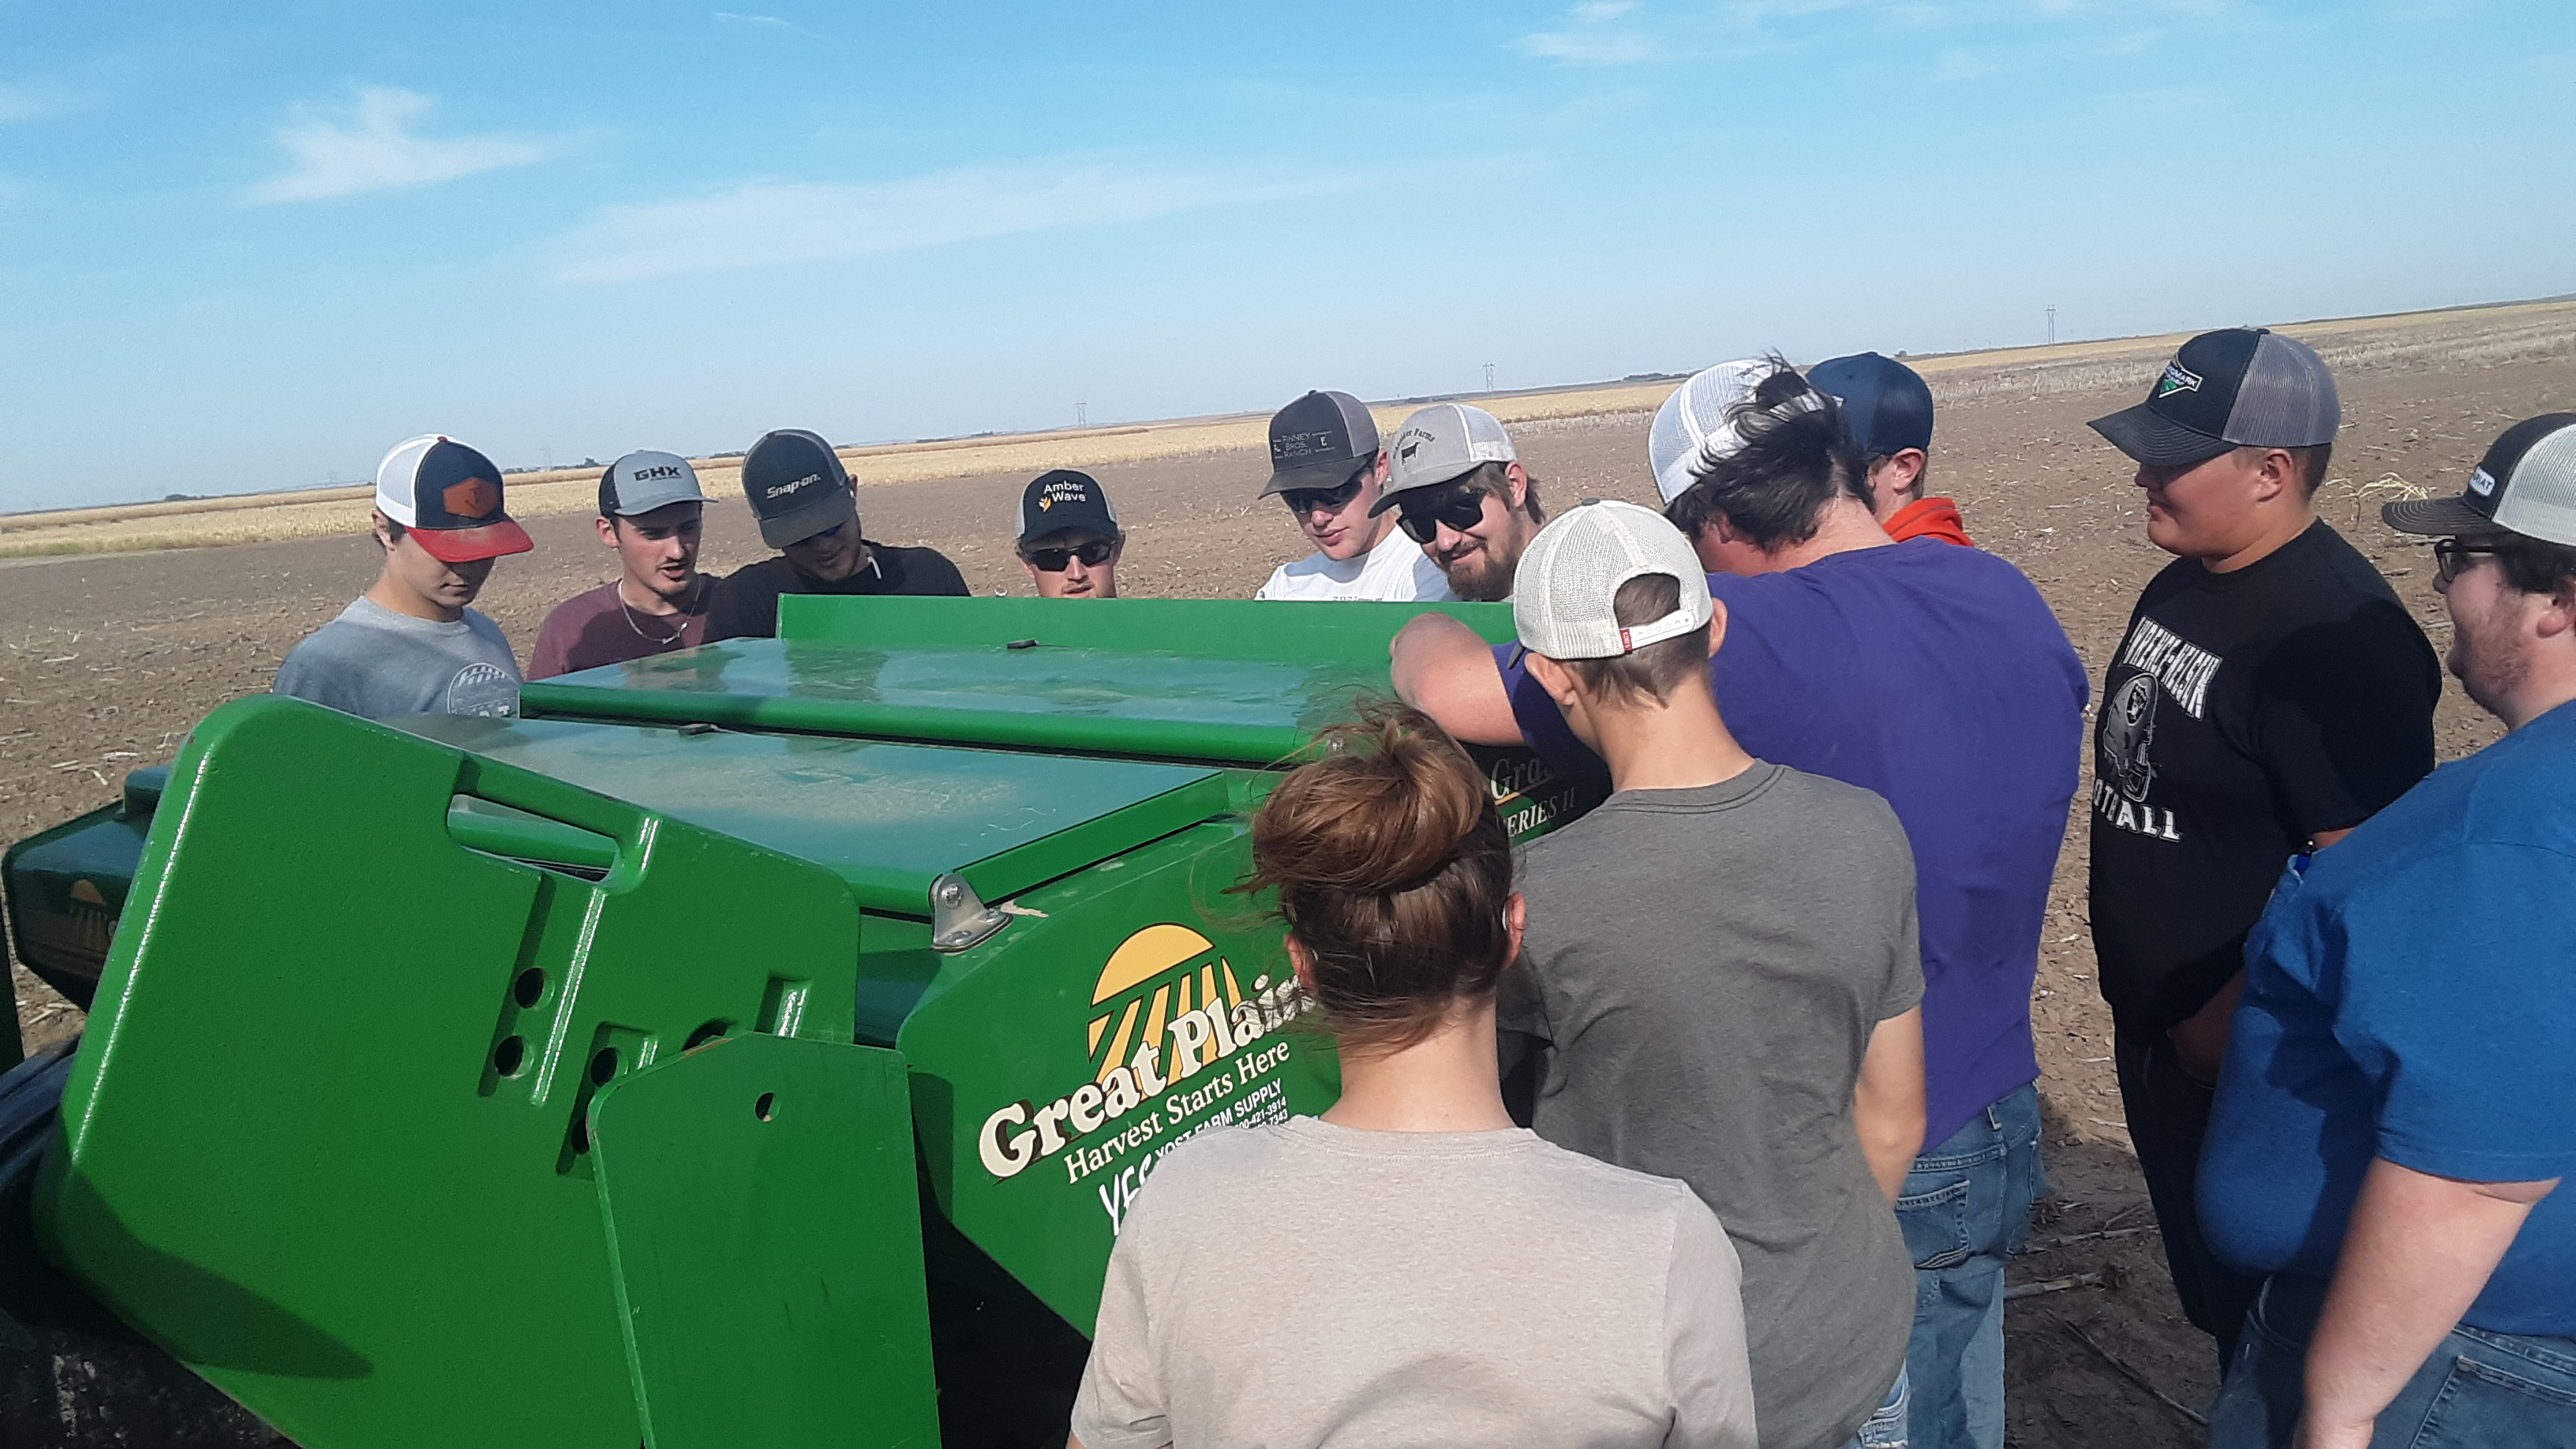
590, 1046, 620, 1085
683, 1019, 730, 1052
754, 1091, 777, 1122
511, 967, 546, 1009
490, 1035, 526, 1077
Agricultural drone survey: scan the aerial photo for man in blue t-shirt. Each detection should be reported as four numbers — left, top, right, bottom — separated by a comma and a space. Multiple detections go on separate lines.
1394, 361, 2087, 1449
2200, 414, 2576, 1449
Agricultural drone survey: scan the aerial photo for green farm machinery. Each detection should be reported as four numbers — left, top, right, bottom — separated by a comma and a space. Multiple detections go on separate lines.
0, 597, 1596, 1447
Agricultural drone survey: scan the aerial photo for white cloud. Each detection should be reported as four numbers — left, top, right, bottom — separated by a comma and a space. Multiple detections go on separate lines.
552, 164, 1345, 285
0, 79, 79, 123
246, 87, 549, 204
1519, 1, 1661, 64
714, 12, 817, 35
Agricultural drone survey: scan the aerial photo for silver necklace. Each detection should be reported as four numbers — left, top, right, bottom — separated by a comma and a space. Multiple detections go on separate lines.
619, 578, 704, 645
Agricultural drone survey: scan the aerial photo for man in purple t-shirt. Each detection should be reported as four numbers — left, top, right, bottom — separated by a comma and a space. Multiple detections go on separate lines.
1394, 361, 2087, 1449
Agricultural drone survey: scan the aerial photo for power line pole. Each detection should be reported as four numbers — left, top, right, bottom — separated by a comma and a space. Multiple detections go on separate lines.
1076, 401, 1087, 429
2046, 305, 2057, 345
1484, 361, 1496, 392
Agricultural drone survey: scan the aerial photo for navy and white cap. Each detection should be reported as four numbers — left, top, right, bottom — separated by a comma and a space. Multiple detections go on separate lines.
598, 451, 709, 519
1512, 499, 1713, 661
1647, 361, 1829, 504
1372, 402, 1518, 513
2383, 413, 2576, 548
2090, 328, 2339, 467
1810, 352, 1934, 459
740, 429, 858, 549
1017, 469, 1120, 547
1263, 390, 1380, 497
373, 434, 532, 563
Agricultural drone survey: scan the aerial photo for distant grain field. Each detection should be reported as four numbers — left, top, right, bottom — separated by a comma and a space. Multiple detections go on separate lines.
6, 298, 2573, 560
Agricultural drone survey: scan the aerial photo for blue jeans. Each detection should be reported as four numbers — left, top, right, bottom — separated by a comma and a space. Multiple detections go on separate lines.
2208, 1275, 2576, 1448
1843, 1367, 1910, 1448
1897, 1082, 2043, 1449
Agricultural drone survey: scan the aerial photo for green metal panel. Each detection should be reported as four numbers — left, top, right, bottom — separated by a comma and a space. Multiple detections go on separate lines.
520, 597, 1521, 766
900, 818, 1339, 1331
395, 714, 1232, 917
34, 695, 866, 1449
590, 1033, 937, 1449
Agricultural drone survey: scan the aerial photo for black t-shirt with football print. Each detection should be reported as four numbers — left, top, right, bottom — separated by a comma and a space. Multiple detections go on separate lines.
2088, 519, 2440, 1031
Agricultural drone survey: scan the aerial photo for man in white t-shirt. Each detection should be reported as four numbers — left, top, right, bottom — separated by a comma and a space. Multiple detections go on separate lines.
1254, 389, 1453, 601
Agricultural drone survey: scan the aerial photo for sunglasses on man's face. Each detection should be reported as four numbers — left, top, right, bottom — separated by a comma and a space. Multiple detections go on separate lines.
1394, 484, 1491, 545
1023, 537, 1118, 572
2435, 537, 2503, 586
791, 522, 847, 548
1280, 466, 1371, 519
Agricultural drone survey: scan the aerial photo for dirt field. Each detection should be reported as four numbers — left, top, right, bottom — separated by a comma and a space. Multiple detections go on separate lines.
6, 301, 2573, 1444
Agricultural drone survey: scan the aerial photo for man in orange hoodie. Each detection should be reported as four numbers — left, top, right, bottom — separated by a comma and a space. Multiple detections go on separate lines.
1810, 352, 1971, 546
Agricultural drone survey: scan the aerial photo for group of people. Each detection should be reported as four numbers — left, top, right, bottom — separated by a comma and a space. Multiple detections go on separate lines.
1069, 337, 2576, 1449
261, 335, 2576, 1449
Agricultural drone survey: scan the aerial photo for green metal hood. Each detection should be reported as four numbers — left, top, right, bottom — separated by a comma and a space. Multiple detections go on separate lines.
518, 597, 1516, 765
395, 714, 1232, 918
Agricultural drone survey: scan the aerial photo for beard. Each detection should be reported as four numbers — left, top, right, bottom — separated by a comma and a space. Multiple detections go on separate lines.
2452, 614, 2529, 721
1441, 540, 1521, 601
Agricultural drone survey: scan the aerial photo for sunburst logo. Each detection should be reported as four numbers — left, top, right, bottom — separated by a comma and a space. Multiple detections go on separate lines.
1085, 923, 1246, 1087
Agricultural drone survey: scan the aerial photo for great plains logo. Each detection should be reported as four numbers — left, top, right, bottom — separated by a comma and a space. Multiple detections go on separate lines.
2469, 467, 2497, 497
976, 923, 1301, 1190
2154, 361, 2203, 401
765, 471, 822, 500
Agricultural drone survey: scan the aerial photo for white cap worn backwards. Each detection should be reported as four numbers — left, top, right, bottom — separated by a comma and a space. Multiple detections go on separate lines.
1512, 499, 1714, 661
1649, 360, 1828, 504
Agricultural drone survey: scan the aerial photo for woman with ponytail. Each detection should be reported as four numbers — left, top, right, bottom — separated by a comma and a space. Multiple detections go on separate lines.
1068, 703, 1757, 1449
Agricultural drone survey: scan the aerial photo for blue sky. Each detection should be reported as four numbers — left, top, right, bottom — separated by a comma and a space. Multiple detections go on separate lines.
2, 1, 2570, 510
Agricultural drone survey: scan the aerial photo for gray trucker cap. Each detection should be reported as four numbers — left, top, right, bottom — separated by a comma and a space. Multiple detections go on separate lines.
598, 450, 709, 518
2090, 328, 2339, 467
1263, 390, 1381, 496
1372, 402, 1519, 513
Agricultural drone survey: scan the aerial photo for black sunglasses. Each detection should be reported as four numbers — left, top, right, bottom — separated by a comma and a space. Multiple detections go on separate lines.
1280, 464, 1372, 518
1394, 483, 1490, 545
1023, 537, 1118, 572
2434, 537, 2503, 586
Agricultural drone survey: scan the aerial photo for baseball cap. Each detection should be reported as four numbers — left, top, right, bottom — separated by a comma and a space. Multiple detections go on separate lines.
1512, 499, 1714, 661
1372, 403, 1518, 515
1810, 352, 1933, 459
1263, 390, 1381, 497
1017, 469, 1120, 547
598, 450, 708, 518
373, 435, 532, 564
1648, 361, 1829, 504
2383, 413, 2576, 547
741, 429, 859, 549
2089, 328, 2339, 467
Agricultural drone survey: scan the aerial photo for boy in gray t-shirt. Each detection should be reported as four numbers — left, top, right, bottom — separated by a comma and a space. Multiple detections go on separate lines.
275, 434, 532, 721
1498, 502, 1926, 1449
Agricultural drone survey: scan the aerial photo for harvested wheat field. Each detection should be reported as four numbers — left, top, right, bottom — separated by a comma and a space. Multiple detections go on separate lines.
6, 298, 2574, 1447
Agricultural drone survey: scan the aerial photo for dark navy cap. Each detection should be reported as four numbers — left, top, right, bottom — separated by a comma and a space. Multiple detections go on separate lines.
2090, 328, 2339, 468
1810, 353, 1933, 459
1017, 469, 1120, 547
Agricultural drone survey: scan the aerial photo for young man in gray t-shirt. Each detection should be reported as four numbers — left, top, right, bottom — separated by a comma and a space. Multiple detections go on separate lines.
275, 435, 531, 721
1500, 501, 1927, 1449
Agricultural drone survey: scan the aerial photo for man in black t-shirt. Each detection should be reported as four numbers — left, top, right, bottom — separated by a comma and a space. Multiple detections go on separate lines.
2086, 328, 2439, 1367
705, 429, 969, 640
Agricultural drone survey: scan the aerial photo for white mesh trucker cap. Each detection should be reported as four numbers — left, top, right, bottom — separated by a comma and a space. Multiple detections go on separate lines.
1511, 499, 1714, 661
2383, 412, 2576, 547
1649, 361, 1829, 504
1375, 402, 1520, 511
